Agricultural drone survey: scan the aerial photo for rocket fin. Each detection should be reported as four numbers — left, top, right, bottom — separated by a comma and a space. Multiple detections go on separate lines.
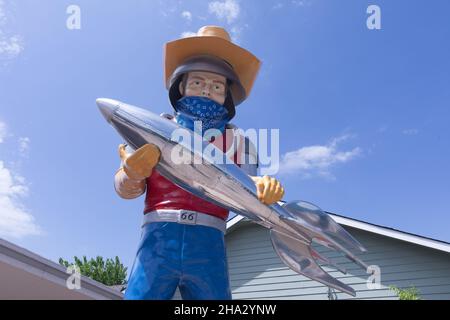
282, 200, 367, 253
270, 229, 356, 296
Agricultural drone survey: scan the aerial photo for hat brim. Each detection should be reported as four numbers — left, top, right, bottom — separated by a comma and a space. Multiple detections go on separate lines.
164, 36, 261, 100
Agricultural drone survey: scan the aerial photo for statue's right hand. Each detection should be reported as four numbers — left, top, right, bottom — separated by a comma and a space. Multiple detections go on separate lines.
118, 143, 161, 180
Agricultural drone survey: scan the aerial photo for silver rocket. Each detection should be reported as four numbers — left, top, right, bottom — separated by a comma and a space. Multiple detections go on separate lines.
97, 98, 368, 296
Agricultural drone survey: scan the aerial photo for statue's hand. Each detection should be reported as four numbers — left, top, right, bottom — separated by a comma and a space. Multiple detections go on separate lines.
251, 175, 285, 205
118, 143, 161, 180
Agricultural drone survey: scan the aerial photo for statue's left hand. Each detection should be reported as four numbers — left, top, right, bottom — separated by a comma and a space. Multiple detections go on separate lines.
251, 175, 285, 205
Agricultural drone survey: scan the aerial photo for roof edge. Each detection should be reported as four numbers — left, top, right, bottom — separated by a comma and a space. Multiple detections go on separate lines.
0, 238, 124, 300
226, 213, 450, 254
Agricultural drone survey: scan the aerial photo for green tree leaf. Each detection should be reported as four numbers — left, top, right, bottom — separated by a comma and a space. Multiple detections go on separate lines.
59, 255, 128, 286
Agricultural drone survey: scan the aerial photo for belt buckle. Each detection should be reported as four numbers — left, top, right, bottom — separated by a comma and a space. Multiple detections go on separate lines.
178, 210, 198, 225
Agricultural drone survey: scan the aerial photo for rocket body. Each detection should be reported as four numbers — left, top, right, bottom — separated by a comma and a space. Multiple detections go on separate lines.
97, 98, 367, 296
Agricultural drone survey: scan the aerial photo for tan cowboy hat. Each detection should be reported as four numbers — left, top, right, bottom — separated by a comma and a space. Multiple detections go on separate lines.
164, 25, 261, 102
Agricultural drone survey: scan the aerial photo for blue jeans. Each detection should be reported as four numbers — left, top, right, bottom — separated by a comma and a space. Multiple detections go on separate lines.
124, 222, 232, 300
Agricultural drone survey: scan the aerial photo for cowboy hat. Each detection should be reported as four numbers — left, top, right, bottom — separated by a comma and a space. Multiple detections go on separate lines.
164, 25, 261, 105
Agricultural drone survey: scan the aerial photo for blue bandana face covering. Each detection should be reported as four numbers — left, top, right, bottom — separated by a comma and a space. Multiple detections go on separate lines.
175, 96, 231, 136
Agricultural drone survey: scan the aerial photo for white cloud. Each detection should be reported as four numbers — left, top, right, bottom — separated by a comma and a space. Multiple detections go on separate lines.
0, 161, 42, 238
0, 120, 41, 238
292, 0, 309, 6
402, 128, 419, 135
0, 120, 6, 142
229, 24, 249, 43
0, 0, 24, 60
180, 31, 197, 38
157, 0, 178, 18
230, 25, 242, 43
208, 0, 240, 24
18, 136, 30, 156
272, 3, 284, 10
0, 34, 23, 57
278, 134, 361, 179
181, 10, 192, 21
0, 0, 5, 23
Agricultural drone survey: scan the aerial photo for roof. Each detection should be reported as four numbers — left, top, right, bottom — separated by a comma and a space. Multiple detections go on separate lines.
226, 212, 450, 254
0, 238, 124, 300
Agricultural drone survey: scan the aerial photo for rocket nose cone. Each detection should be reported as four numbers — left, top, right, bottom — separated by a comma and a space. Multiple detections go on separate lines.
96, 98, 120, 123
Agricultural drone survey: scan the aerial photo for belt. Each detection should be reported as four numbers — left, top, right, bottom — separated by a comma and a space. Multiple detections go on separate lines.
142, 209, 227, 233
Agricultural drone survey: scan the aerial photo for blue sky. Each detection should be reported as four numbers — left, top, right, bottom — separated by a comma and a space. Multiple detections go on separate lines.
0, 0, 449, 271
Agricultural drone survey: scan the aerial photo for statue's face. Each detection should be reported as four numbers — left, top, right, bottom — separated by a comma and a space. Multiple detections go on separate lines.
179, 71, 227, 105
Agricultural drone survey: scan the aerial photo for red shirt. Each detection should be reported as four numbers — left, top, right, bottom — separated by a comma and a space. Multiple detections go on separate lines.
143, 129, 244, 221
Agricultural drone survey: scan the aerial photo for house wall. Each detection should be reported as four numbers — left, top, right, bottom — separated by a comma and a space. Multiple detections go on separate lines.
225, 223, 450, 300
